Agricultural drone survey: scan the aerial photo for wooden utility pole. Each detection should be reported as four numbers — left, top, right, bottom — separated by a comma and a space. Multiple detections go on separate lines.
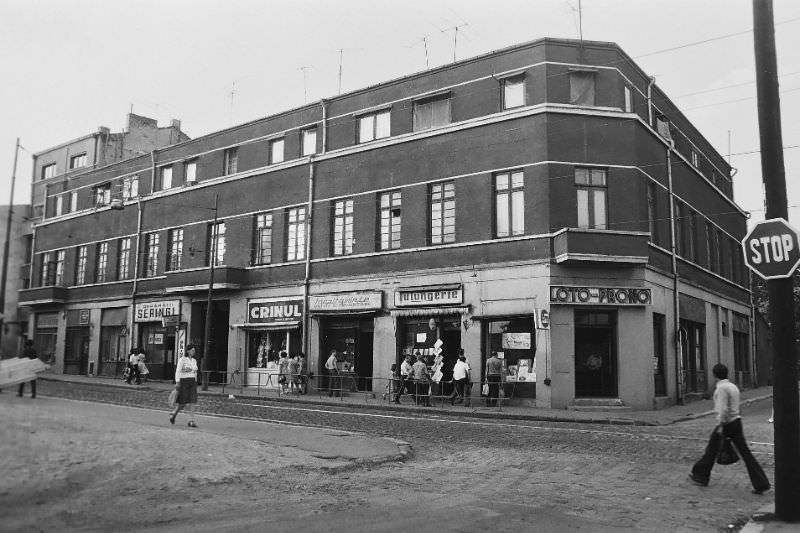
752, 0, 800, 521
0, 138, 20, 354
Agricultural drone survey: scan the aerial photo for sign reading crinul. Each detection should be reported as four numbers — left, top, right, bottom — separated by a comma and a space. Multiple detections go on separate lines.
549, 286, 652, 305
248, 298, 303, 323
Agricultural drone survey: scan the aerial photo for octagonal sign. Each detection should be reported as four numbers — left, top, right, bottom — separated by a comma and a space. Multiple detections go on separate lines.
741, 218, 800, 280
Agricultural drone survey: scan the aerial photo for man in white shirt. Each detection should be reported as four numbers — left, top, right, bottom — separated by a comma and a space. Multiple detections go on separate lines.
125, 348, 141, 385
393, 355, 414, 404
689, 363, 770, 494
325, 350, 340, 397
449, 349, 471, 405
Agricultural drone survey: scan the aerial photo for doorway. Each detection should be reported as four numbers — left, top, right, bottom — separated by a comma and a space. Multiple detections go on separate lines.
574, 310, 617, 397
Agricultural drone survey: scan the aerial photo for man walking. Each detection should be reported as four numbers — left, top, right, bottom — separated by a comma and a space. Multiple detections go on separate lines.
449, 349, 470, 405
689, 363, 770, 494
125, 348, 141, 385
393, 354, 414, 404
485, 351, 502, 407
17, 340, 38, 398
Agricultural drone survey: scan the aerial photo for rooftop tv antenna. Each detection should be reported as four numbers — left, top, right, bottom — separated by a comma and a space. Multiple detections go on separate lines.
442, 23, 468, 62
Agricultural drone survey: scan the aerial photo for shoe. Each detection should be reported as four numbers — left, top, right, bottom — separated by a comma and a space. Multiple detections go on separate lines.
187, 421, 197, 428
689, 473, 708, 487
169, 413, 176, 425
752, 486, 770, 495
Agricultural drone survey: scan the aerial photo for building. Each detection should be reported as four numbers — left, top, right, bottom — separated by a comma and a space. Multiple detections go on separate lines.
0, 204, 32, 358
18, 38, 755, 409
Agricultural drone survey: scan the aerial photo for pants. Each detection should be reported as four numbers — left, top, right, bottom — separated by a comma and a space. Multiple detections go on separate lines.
18, 380, 36, 398
413, 380, 430, 406
394, 376, 410, 402
126, 363, 141, 383
450, 379, 468, 403
327, 369, 340, 397
691, 418, 770, 491
486, 374, 501, 407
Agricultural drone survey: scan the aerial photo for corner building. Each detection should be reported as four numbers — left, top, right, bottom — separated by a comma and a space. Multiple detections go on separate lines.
20, 38, 756, 409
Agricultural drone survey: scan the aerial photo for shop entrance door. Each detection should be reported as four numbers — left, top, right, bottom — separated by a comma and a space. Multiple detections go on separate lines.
574, 310, 617, 398
64, 327, 90, 375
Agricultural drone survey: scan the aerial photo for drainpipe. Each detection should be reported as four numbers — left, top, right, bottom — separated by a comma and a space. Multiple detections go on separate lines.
647, 76, 656, 127
667, 146, 684, 405
128, 194, 143, 353
301, 158, 315, 358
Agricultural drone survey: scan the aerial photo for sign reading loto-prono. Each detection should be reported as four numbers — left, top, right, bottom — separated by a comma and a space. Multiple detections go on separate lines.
742, 218, 800, 280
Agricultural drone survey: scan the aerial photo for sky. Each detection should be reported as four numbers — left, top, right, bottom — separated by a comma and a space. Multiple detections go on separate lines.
1, 0, 799, 227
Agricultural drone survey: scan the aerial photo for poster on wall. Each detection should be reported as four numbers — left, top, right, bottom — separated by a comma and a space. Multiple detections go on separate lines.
153, 334, 164, 345
177, 330, 186, 359
502, 332, 531, 350
516, 358, 535, 382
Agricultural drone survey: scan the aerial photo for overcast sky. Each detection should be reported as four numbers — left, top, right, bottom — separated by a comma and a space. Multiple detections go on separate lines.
1, 0, 798, 226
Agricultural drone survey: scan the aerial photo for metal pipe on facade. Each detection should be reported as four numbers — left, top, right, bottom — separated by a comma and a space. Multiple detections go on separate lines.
301, 158, 315, 358
201, 193, 219, 392
666, 146, 684, 405
647, 76, 656, 127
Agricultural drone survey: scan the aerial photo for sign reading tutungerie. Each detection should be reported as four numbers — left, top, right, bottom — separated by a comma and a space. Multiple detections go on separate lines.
394, 286, 463, 307
549, 286, 652, 305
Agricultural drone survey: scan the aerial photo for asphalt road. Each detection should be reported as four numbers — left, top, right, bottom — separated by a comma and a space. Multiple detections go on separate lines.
2, 380, 777, 532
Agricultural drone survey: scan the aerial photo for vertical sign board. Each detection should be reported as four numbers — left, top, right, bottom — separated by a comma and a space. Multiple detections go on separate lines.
741, 218, 800, 280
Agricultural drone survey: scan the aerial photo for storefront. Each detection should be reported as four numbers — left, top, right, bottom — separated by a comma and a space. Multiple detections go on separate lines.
484, 316, 537, 399
64, 309, 91, 375
135, 300, 182, 381
98, 307, 129, 377
34, 312, 58, 366
310, 291, 382, 392
240, 297, 303, 388
391, 285, 467, 398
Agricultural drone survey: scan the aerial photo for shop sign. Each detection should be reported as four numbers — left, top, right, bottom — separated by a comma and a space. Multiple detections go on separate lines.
549, 285, 652, 306
135, 300, 181, 322
534, 309, 550, 330
394, 286, 462, 307
309, 291, 382, 312
78, 309, 90, 325
36, 312, 59, 329
248, 298, 303, 323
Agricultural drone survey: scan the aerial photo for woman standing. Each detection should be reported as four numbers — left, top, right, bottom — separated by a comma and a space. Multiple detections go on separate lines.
170, 344, 199, 427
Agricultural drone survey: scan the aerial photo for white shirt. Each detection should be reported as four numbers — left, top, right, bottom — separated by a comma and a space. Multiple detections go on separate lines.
325, 354, 338, 370
174, 356, 198, 383
400, 360, 413, 377
452, 359, 471, 381
714, 379, 740, 425
129, 353, 138, 365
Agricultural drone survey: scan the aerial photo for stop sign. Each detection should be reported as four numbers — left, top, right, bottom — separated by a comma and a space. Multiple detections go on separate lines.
741, 218, 800, 280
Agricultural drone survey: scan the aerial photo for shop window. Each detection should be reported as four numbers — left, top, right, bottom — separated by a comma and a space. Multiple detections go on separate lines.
575, 168, 607, 229
430, 182, 455, 245
286, 208, 306, 261
248, 330, 299, 369
485, 317, 536, 399
96, 241, 108, 283
495, 170, 524, 237
413, 94, 451, 131
332, 199, 354, 255
358, 110, 391, 143
118, 238, 131, 280
378, 191, 401, 250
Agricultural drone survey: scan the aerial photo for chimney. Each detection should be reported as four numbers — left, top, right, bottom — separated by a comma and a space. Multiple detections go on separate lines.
170, 119, 181, 130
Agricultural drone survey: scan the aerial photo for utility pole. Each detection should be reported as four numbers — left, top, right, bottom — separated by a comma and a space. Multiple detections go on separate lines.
201, 193, 219, 392
752, 0, 800, 521
0, 138, 20, 355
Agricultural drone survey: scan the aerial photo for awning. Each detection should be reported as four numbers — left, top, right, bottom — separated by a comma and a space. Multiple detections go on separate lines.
389, 306, 470, 318
309, 310, 380, 317
232, 320, 300, 330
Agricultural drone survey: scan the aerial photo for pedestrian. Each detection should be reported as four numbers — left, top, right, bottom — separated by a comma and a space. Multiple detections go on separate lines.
325, 349, 340, 397
689, 363, 770, 494
449, 349, 471, 405
293, 353, 307, 394
17, 340, 38, 399
137, 350, 149, 383
125, 348, 141, 385
485, 351, 503, 407
277, 351, 290, 395
169, 344, 199, 428
393, 354, 414, 404
288, 353, 301, 394
411, 352, 431, 407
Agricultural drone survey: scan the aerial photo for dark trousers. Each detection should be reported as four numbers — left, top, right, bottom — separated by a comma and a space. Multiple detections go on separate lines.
413, 380, 430, 406
486, 374, 501, 406
18, 380, 36, 398
394, 376, 410, 402
691, 418, 770, 491
450, 378, 468, 403
327, 369, 340, 397
125, 363, 141, 384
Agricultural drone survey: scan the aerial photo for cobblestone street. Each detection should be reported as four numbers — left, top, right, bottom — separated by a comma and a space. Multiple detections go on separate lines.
2, 379, 776, 532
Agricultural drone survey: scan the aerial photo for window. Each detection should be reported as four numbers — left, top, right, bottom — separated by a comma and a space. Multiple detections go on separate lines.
575, 168, 607, 229
207, 222, 226, 267
54, 250, 65, 286
76, 246, 88, 285
286, 208, 306, 261
69, 191, 78, 213
118, 238, 131, 280
144, 232, 160, 277
430, 182, 455, 244
96, 241, 108, 283
379, 191, 401, 250
680, 319, 707, 393
358, 110, 391, 143
502, 76, 525, 109
655, 114, 673, 141
42, 163, 56, 180
495, 171, 524, 237
158, 166, 173, 191
223, 147, 238, 175
332, 199, 354, 255
55, 195, 64, 216
706, 222, 717, 272
301, 128, 317, 156
253, 213, 273, 265
687, 209, 698, 262
647, 182, 659, 244
40, 252, 51, 286
122, 175, 139, 199
185, 161, 197, 184
413, 95, 451, 131
269, 139, 285, 164
167, 228, 184, 271
691, 151, 699, 167
624, 85, 633, 113
653, 313, 667, 396
569, 71, 595, 106
70, 153, 87, 169
93, 184, 111, 207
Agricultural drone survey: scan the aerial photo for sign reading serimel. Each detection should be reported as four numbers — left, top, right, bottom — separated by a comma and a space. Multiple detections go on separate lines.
742, 218, 800, 280
550, 286, 652, 305
135, 300, 181, 322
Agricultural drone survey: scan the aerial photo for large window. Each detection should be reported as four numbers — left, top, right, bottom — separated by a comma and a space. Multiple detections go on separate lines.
413, 95, 451, 131
70, 153, 87, 169
269, 138, 285, 164
486, 317, 536, 399
55, 195, 64, 216
301, 128, 317, 156
286, 208, 306, 261
207, 222, 226, 267
167, 228, 184, 271
502, 76, 525, 109
223, 147, 238, 175
94, 183, 111, 207
185, 160, 197, 184
430, 182, 455, 245
624, 85, 634, 113
144, 232, 160, 277
253, 213, 273, 265
42, 163, 56, 180
358, 110, 391, 143
687, 209, 698, 262
495, 171, 524, 237
569, 71, 596, 106
332, 199, 354, 255
40, 252, 51, 286
575, 168, 607, 229
96, 241, 108, 283
76, 246, 88, 285
122, 175, 139, 199
54, 250, 65, 286
379, 191, 401, 250
118, 238, 131, 280
69, 191, 78, 213
158, 166, 173, 191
